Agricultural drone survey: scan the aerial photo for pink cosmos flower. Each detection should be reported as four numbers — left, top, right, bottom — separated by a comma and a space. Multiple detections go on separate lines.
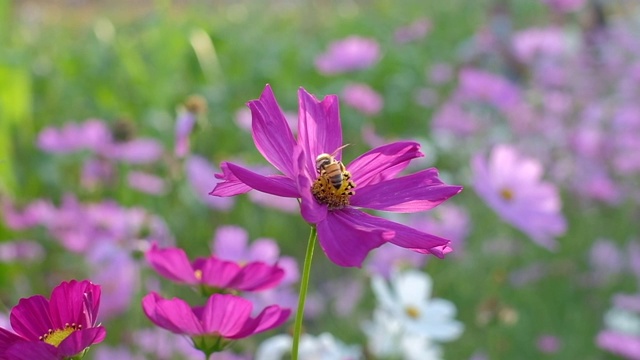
342, 83, 384, 116
127, 171, 167, 195
472, 145, 567, 250
0, 280, 105, 359
175, 110, 197, 158
315, 36, 381, 75
145, 244, 285, 293
211, 85, 462, 267
141, 292, 290, 354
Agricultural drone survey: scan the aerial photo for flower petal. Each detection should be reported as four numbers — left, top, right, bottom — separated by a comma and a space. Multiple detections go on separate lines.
347, 141, 424, 188
201, 294, 252, 336
4, 342, 58, 360
248, 85, 298, 178
0, 328, 25, 353
336, 208, 451, 258
224, 162, 300, 198
145, 245, 198, 285
295, 146, 328, 224
10, 295, 52, 340
57, 326, 106, 357
199, 257, 242, 289
351, 168, 463, 212
317, 209, 387, 267
231, 262, 285, 291
230, 305, 291, 339
297, 88, 343, 171
210, 162, 253, 197
141, 292, 203, 335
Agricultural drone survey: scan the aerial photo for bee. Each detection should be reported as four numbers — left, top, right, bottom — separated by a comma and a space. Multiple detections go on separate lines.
315, 144, 350, 190
311, 145, 356, 210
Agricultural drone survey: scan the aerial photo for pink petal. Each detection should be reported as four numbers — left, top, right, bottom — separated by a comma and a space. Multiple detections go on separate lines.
232, 262, 285, 291
342, 209, 451, 257
57, 326, 106, 356
297, 88, 343, 173
317, 209, 387, 267
141, 293, 203, 335
0, 328, 25, 352
347, 141, 424, 188
5, 342, 58, 360
350, 168, 463, 212
225, 163, 299, 198
201, 294, 252, 336
10, 295, 52, 340
210, 162, 253, 197
248, 85, 298, 178
230, 305, 291, 339
199, 257, 242, 288
296, 147, 328, 224
145, 245, 198, 285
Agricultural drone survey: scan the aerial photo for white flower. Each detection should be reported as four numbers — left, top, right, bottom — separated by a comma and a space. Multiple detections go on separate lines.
255, 333, 362, 360
371, 269, 464, 341
363, 308, 443, 360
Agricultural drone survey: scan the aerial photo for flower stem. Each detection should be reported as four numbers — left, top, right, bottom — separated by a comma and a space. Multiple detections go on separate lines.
291, 226, 317, 359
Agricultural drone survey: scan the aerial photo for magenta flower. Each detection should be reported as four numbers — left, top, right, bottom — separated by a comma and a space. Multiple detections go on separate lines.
0, 280, 105, 359
145, 244, 285, 293
314, 36, 381, 74
211, 85, 462, 267
141, 292, 290, 354
472, 145, 567, 250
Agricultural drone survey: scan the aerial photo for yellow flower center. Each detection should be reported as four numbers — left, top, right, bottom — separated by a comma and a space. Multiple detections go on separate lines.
194, 269, 203, 280
405, 305, 421, 319
311, 162, 356, 210
41, 323, 81, 347
499, 187, 514, 201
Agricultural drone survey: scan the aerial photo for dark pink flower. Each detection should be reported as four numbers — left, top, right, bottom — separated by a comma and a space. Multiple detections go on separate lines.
0, 280, 105, 359
211, 85, 462, 267
145, 244, 285, 293
315, 36, 381, 74
141, 292, 290, 353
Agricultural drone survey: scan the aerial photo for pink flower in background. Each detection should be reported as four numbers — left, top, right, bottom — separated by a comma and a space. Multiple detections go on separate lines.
0, 280, 105, 359
432, 101, 481, 137
541, 0, 586, 13
457, 68, 522, 111
366, 243, 426, 278
145, 244, 285, 293
100, 138, 164, 164
315, 36, 381, 74
185, 156, 235, 211
211, 85, 462, 267
512, 27, 570, 63
235, 107, 298, 135
597, 295, 640, 359
394, 18, 431, 44
127, 171, 167, 195
174, 110, 197, 158
472, 145, 566, 250
0, 240, 44, 262
537, 334, 561, 353
37, 119, 111, 153
141, 292, 290, 353
342, 83, 384, 116
37, 119, 164, 165
408, 203, 471, 256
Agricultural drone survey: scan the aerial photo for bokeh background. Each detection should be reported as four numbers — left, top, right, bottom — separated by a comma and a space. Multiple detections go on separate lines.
1, 0, 640, 359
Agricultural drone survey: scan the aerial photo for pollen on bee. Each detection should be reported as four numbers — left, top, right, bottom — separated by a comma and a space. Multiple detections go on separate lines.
311, 169, 356, 210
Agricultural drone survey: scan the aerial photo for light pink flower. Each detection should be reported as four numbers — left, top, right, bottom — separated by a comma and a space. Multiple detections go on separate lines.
315, 36, 381, 74
342, 83, 384, 116
472, 145, 566, 250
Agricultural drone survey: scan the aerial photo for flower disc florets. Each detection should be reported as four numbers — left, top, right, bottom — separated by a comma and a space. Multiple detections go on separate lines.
311, 155, 356, 210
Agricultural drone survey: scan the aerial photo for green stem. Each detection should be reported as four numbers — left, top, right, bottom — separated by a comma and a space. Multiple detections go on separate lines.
291, 226, 317, 359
